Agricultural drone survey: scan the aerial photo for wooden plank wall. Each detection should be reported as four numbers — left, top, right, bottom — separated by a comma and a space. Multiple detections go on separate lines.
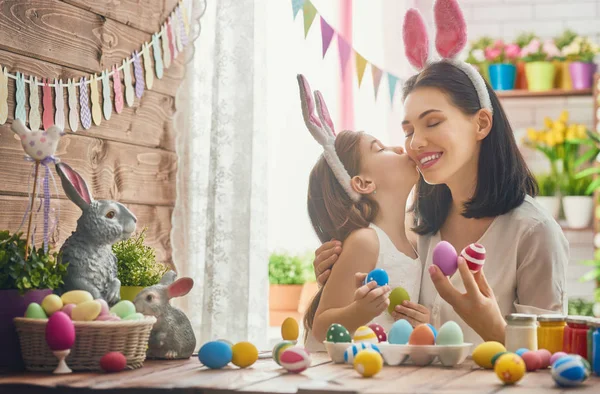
0, 0, 186, 267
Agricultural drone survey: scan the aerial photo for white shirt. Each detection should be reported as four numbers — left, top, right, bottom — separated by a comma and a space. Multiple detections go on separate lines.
418, 195, 569, 349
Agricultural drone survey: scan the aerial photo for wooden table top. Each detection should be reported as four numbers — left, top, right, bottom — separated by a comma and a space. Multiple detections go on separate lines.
0, 352, 598, 394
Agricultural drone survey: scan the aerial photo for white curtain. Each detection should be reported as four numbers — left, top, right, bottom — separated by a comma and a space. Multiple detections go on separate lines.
171, 0, 269, 349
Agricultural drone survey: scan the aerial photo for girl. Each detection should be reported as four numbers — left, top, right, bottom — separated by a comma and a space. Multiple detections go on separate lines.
296, 74, 426, 352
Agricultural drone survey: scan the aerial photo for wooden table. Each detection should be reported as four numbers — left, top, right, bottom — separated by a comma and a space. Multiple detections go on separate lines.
0, 352, 598, 393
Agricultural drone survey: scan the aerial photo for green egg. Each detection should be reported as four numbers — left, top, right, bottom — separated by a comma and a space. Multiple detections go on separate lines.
123, 312, 144, 321
25, 302, 48, 319
327, 323, 351, 343
435, 321, 464, 345
491, 351, 509, 367
109, 300, 136, 318
387, 287, 410, 315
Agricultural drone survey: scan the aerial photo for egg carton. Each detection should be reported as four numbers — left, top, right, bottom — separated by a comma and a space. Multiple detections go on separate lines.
323, 341, 472, 367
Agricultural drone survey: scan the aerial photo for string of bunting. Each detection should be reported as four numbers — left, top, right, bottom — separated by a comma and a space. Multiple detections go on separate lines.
0, 0, 192, 132
292, 0, 405, 105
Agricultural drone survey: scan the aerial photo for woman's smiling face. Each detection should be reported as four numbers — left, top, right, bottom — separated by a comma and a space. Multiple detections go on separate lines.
402, 86, 482, 185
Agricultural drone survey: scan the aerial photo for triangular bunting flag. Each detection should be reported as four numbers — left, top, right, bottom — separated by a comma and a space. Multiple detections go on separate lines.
371, 65, 383, 98
338, 36, 352, 77
292, 0, 304, 19
387, 73, 399, 105
320, 16, 334, 58
303, 0, 317, 37
355, 52, 367, 87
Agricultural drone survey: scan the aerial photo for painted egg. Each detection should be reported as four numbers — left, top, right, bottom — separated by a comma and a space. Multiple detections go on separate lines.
570, 354, 591, 377
491, 351, 509, 367
96, 314, 121, 321
426, 324, 438, 339
109, 300, 136, 319
123, 312, 144, 321
231, 342, 258, 368
473, 341, 507, 369
535, 349, 552, 369
521, 351, 542, 371
344, 342, 380, 364
60, 290, 93, 305
551, 355, 586, 387
25, 302, 48, 319
432, 241, 458, 276
368, 323, 387, 342
495, 353, 526, 384
61, 304, 76, 318
550, 351, 567, 365
388, 319, 413, 345
281, 317, 299, 341
353, 349, 383, 378
72, 300, 102, 321
387, 287, 410, 315
460, 243, 486, 273
45, 311, 75, 351
436, 321, 463, 345
280, 347, 311, 373
408, 324, 435, 345
515, 348, 529, 357
364, 268, 389, 287
41, 294, 63, 316
353, 326, 378, 344
326, 323, 351, 343
199, 341, 233, 369
100, 352, 127, 373
96, 299, 110, 316
272, 340, 296, 365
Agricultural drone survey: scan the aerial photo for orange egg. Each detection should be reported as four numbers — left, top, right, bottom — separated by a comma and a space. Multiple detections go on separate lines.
408, 324, 435, 345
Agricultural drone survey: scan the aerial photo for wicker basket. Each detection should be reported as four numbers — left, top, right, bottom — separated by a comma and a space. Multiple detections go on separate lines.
14, 316, 156, 372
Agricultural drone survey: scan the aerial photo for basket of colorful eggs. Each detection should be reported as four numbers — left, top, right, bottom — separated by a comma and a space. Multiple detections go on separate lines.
13, 290, 156, 372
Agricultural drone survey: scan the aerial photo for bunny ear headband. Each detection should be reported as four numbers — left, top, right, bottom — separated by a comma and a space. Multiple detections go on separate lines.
297, 74, 361, 202
403, 0, 493, 114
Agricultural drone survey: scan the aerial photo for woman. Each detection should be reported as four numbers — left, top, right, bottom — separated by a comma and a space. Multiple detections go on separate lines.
311, 61, 568, 346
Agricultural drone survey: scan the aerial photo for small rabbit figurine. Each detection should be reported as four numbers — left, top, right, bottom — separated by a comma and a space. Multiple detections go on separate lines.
134, 271, 196, 359
56, 162, 137, 306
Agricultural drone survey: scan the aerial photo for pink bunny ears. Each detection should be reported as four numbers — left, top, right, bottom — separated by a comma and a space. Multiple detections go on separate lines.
402, 0, 493, 113
297, 74, 361, 202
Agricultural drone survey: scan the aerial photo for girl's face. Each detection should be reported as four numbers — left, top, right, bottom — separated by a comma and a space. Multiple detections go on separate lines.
355, 134, 418, 196
402, 87, 483, 185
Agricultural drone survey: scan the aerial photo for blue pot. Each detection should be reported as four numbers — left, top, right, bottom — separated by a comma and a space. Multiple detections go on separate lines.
488, 64, 516, 91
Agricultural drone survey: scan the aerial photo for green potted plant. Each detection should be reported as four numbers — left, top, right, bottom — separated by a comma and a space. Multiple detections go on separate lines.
0, 230, 68, 369
553, 29, 578, 90
562, 35, 599, 89
561, 175, 593, 228
113, 227, 168, 301
534, 173, 560, 219
520, 38, 561, 91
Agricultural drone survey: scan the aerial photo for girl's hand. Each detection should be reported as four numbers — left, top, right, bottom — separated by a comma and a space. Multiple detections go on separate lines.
392, 301, 430, 327
313, 240, 342, 286
352, 281, 391, 320
429, 257, 506, 343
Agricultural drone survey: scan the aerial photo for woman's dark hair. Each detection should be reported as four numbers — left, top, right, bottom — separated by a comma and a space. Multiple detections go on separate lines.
403, 61, 537, 235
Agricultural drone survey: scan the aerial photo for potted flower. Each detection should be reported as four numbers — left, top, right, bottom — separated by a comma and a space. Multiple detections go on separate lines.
465, 36, 494, 84
113, 227, 168, 301
485, 40, 520, 90
520, 38, 561, 91
553, 29, 578, 90
562, 35, 599, 90
561, 175, 593, 228
534, 173, 560, 219
0, 230, 68, 370
514, 32, 539, 89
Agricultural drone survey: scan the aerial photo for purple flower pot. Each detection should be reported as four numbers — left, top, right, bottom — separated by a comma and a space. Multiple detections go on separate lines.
569, 62, 597, 90
0, 289, 53, 370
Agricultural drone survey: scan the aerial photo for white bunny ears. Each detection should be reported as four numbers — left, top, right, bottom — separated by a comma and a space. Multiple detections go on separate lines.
403, 0, 493, 114
297, 74, 361, 202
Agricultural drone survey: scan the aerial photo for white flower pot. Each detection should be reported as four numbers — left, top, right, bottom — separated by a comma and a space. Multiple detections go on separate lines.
562, 196, 593, 229
535, 196, 561, 220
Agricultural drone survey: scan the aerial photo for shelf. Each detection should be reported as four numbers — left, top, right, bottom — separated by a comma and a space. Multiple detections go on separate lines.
496, 88, 593, 98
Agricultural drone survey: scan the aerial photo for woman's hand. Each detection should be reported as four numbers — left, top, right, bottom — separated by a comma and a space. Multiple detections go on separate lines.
392, 301, 430, 327
313, 240, 342, 286
429, 257, 506, 343
352, 281, 391, 321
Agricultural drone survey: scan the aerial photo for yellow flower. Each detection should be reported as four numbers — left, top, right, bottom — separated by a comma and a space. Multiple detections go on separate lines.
554, 130, 565, 144
554, 122, 566, 135
545, 132, 557, 147
577, 124, 587, 139
566, 130, 576, 141
559, 110, 569, 123
544, 117, 554, 129
527, 128, 538, 142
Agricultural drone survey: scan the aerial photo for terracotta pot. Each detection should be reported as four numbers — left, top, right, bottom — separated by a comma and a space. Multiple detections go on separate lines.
269, 284, 303, 311
515, 61, 528, 90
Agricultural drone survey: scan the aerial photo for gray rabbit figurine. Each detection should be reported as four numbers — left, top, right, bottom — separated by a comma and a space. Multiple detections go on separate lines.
134, 271, 196, 359
56, 162, 137, 306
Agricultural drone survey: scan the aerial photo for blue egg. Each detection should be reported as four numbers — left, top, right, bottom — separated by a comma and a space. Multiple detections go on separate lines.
344, 342, 380, 364
426, 324, 437, 339
551, 355, 586, 387
198, 341, 233, 369
364, 268, 389, 287
515, 348, 529, 357
388, 319, 413, 345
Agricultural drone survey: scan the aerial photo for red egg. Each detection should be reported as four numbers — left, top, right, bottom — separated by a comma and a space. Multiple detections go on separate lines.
100, 352, 127, 373
460, 243, 486, 273
45, 311, 75, 351
368, 323, 387, 342
535, 349, 552, 369
521, 351, 542, 371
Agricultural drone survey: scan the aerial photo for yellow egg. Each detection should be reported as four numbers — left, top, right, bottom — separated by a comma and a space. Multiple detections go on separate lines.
473, 341, 507, 369
61, 290, 93, 305
41, 294, 63, 316
353, 326, 378, 343
281, 317, 299, 341
71, 300, 102, 321
353, 349, 383, 378
231, 341, 259, 368
495, 353, 526, 384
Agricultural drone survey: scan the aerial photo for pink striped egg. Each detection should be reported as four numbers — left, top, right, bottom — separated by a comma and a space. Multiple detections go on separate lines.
280, 347, 311, 373
460, 243, 486, 273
